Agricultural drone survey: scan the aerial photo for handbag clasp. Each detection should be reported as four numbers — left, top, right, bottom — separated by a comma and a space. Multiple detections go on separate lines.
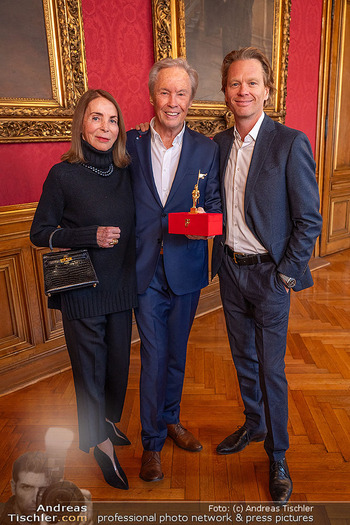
60, 256, 72, 264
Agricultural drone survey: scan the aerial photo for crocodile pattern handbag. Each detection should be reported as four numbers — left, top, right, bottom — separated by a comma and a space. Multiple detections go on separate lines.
42, 230, 99, 296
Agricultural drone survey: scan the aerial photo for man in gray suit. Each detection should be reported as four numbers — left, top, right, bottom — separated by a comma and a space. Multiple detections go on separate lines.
212, 47, 322, 504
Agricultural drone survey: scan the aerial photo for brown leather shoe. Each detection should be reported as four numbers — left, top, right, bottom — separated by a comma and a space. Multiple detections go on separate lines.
139, 450, 164, 482
167, 423, 203, 452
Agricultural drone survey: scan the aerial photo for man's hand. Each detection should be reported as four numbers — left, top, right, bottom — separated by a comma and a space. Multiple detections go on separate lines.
186, 234, 215, 240
185, 208, 214, 240
135, 122, 150, 132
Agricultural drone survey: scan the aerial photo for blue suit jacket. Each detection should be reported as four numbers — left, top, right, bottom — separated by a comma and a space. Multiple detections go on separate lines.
212, 114, 323, 291
127, 126, 221, 295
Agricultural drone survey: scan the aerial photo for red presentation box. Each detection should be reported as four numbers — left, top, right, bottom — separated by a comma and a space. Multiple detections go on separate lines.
168, 212, 223, 236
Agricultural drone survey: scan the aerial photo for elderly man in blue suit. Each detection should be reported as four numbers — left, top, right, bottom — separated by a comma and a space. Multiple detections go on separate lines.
127, 58, 221, 482
212, 48, 322, 504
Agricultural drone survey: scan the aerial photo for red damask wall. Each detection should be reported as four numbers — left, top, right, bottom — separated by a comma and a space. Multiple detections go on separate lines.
0, 0, 154, 207
285, 0, 322, 148
0, 0, 322, 207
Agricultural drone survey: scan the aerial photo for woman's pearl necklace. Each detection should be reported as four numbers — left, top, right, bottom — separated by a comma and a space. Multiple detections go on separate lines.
82, 163, 114, 177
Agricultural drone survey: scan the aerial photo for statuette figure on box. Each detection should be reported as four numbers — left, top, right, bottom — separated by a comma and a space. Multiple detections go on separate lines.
190, 170, 207, 213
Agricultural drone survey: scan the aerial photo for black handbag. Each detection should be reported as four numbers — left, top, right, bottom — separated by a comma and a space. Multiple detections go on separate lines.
42, 229, 99, 296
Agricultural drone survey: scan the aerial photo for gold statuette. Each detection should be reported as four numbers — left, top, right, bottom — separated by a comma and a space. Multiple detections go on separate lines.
190, 170, 207, 213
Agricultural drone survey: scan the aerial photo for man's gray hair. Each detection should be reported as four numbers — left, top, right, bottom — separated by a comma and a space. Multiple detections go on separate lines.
148, 57, 198, 100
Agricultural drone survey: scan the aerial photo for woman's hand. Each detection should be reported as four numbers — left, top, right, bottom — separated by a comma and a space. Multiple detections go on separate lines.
96, 226, 121, 248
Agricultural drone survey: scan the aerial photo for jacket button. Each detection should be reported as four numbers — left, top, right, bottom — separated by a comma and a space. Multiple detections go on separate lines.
162, 213, 166, 218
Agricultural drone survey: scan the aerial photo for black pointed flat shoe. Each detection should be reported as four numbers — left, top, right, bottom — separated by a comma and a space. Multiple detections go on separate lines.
106, 420, 131, 446
94, 446, 129, 490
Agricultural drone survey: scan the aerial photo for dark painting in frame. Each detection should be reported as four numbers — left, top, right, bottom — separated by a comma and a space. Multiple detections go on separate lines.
0, 0, 88, 143
151, 0, 291, 136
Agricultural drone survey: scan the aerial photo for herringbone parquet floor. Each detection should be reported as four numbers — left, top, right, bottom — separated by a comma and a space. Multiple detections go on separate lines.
0, 249, 349, 507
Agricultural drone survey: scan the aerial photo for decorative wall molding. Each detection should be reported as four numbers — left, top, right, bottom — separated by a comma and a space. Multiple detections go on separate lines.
0, 204, 67, 394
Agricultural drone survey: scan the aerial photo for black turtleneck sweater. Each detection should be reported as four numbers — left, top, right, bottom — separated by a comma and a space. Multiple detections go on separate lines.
30, 140, 137, 319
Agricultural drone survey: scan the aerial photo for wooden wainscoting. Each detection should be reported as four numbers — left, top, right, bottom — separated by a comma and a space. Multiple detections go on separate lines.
0, 204, 221, 396
316, 0, 350, 255
0, 204, 69, 395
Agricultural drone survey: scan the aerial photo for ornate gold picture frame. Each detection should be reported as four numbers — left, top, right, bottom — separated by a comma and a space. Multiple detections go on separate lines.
0, 0, 88, 143
151, 0, 291, 136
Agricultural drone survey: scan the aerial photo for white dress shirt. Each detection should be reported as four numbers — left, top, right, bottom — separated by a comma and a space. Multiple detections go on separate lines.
150, 118, 185, 206
224, 112, 268, 254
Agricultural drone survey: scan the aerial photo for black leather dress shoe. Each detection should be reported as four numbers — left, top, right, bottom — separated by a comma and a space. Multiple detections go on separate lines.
94, 446, 129, 490
106, 420, 131, 446
216, 426, 266, 455
269, 458, 293, 505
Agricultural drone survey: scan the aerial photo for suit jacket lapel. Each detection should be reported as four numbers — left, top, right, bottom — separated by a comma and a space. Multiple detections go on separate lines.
219, 128, 234, 183
135, 131, 163, 208
244, 115, 276, 214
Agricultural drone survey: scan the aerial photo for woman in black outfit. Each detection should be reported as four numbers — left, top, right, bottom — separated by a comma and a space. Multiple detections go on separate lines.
30, 89, 137, 490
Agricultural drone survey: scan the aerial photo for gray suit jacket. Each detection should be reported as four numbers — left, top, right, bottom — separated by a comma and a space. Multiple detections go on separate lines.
212, 114, 322, 291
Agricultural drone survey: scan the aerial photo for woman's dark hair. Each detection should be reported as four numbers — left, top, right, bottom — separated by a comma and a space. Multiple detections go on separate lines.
62, 89, 130, 167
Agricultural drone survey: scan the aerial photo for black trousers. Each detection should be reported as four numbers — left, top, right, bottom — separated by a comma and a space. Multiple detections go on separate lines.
61, 309, 132, 453
219, 255, 291, 461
